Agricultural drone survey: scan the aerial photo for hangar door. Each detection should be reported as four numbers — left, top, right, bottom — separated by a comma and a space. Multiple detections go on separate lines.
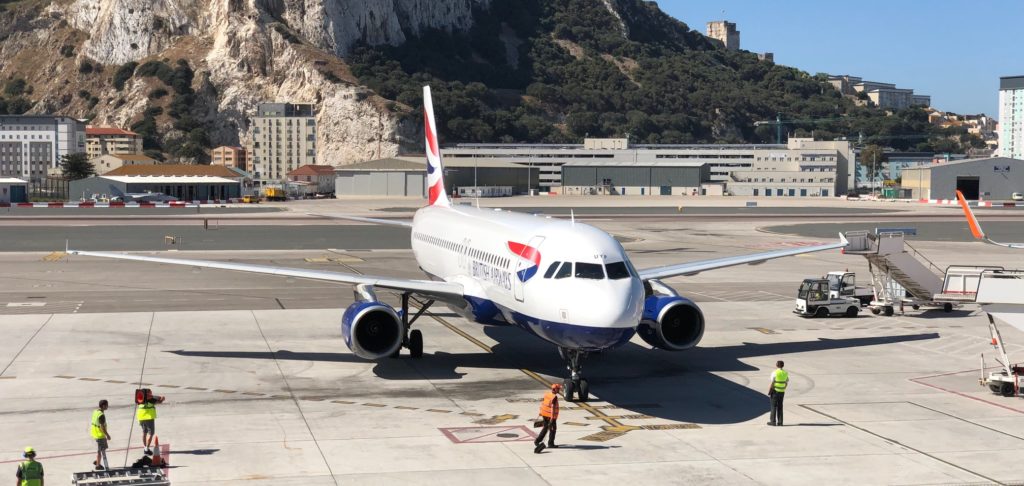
956, 176, 980, 200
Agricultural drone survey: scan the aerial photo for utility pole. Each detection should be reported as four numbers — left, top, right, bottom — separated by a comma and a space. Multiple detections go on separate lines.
776, 112, 782, 144
872, 152, 877, 196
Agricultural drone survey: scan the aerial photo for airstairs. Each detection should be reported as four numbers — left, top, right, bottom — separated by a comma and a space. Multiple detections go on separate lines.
843, 229, 1001, 315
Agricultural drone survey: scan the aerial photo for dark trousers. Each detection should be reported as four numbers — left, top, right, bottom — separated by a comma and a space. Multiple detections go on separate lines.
770, 392, 785, 425
535, 417, 557, 445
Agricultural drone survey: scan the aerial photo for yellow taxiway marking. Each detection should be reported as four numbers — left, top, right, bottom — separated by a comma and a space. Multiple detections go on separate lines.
42, 252, 66, 262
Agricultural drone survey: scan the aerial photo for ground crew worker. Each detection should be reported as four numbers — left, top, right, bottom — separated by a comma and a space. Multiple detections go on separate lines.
15, 446, 43, 486
534, 383, 561, 453
91, 399, 111, 470
767, 360, 789, 426
137, 393, 164, 455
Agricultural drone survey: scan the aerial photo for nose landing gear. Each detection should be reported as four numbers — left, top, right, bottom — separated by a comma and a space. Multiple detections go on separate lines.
559, 347, 590, 402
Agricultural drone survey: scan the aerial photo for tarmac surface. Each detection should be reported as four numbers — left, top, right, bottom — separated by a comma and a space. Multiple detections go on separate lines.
2, 197, 1024, 485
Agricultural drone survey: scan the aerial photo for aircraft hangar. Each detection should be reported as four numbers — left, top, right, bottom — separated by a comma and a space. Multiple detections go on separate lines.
334, 156, 538, 197
901, 156, 1024, 200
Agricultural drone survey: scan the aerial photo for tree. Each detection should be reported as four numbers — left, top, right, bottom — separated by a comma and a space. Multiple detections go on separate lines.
859, 144, 887, 187
60, 153, 95, 180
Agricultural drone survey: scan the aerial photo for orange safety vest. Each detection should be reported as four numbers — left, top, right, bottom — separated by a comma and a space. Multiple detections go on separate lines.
539, 391, 559, 419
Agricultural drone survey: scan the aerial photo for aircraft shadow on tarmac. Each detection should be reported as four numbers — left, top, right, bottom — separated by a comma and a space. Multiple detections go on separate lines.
167, 327, 938, 425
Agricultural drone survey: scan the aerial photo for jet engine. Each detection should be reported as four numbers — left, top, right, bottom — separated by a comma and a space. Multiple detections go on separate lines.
637, 295, 705, 351
341, 301, 403, 359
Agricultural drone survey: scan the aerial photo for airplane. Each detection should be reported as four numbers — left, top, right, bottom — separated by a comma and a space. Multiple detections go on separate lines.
955, 190, 1024, 248
69, 86, 848, 402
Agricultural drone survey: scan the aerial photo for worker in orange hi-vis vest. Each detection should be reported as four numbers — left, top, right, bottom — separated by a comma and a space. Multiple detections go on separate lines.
534, 383, 561, 454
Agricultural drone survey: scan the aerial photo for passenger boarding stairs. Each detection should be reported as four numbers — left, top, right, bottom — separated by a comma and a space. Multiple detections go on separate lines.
844, 230, 999, 313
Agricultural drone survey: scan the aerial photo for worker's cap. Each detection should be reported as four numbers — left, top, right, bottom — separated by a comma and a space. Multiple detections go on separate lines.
23, 446, 35, 456
551, 383, 562, 392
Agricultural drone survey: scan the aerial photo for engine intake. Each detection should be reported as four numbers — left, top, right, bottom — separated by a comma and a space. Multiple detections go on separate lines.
637, 295, 705, 351
341, 301, 403, 359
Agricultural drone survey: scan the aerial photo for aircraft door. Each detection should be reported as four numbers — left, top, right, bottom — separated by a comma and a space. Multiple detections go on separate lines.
512, 236, 545, 303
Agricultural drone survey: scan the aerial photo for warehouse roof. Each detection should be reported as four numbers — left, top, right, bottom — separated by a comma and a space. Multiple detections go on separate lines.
562, 160, 707, 168
101, 176, 238, 184
335, 156, 524, 171
105, 164, 239, 177
901, 156, 1022, 169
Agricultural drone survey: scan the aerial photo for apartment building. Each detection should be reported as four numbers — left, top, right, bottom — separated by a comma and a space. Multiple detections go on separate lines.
248, 103, 316, 183
85, 126, 143, 158
1000, 75, 1024, 159
211, 146, 248, 171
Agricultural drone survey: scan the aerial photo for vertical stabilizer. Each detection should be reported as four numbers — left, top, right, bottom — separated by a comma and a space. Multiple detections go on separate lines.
423, 86, 451, 207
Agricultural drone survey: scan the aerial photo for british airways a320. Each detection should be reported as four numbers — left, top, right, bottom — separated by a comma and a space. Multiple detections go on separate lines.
70, 86, 848, 401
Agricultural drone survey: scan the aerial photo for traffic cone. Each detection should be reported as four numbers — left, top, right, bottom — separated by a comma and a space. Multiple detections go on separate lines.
992, 337, 999, 346
150, 436, 166, 467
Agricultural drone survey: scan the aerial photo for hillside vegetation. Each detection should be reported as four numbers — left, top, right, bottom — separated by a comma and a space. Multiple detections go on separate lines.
351, 0, 982, 151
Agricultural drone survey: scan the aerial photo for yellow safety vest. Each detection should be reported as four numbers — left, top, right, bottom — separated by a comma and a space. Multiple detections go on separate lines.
90, 409, 106, 439
137, 402, 157, 421
19, 460, 42, 486
772, 369, 789, 393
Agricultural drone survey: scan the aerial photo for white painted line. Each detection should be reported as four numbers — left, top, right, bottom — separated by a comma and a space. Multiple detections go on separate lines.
6, 302, 45, 307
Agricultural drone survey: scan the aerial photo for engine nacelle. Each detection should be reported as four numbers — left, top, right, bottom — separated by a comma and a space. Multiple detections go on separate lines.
637, 295, 705, 351
341, 301, 403, 360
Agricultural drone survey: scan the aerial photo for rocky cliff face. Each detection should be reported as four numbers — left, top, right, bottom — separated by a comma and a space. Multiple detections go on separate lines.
1, 0, 488, 164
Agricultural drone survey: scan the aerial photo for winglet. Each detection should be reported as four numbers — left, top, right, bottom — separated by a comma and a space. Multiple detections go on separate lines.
956, 190, 985, 240
838, 232, 849, 247
423, 86, 451, 208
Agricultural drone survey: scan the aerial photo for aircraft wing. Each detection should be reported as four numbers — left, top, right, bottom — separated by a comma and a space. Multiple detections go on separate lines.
68, 249, 463, 300
311, 213, 413, 228
955, 190, 1024, 248
636, 235, 848, 280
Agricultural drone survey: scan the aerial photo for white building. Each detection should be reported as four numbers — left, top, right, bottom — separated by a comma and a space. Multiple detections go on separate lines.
248, 103, 316, 184
1000, 76, 1024, 159
443, 137, 853, 197
0, 116, 86, 185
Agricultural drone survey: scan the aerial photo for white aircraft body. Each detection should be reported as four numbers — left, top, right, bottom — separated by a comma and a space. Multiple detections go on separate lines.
70, 86, 847, 401
956, 190, 1024, 248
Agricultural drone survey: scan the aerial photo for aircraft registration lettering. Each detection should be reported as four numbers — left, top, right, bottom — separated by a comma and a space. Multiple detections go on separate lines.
471, 260, 512, 290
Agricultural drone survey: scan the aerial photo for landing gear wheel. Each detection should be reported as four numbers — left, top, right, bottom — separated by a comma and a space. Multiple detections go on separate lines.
871, 307, 881, 315
1000, 381, 1016, 397
943, 303, 953, 313
912, 305, 920, 310
883, 306, 894, 316
845, 306, 859, 317
815, 307, 830, 318
578, 379, 590, 402
409, 330, 423, 359
563, 378, 576, 402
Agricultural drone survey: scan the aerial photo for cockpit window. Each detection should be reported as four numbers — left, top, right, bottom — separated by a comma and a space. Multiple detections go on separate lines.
575, 262, 604, 279
554, 262, 572, 279
543, 262, 561, 279
605, 261, 630, 279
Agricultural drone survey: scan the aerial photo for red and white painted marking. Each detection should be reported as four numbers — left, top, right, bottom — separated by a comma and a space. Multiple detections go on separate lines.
0, 200, 243, 208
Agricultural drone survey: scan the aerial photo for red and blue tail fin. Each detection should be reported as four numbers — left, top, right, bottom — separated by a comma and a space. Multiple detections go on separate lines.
423, 86, 451, 207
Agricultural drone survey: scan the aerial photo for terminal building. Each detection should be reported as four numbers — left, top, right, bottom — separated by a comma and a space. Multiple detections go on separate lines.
0, 115, 86, 185
69, 164, 243, 201
335, 156, 536, 197
900, 157, 1024, 200
443, 138, 852, 197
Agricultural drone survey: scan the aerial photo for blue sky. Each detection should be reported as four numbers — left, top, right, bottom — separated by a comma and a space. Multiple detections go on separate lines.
659, 1, 1024, 118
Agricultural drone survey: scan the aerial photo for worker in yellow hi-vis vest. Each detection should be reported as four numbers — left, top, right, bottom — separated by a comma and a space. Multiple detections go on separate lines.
91, 400, 111, 470
137, 392, 165, 456
15, 446, 43, 486
767, 360, 789, 426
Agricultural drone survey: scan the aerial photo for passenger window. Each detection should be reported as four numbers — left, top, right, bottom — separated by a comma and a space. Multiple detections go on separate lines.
605, 262, 630, 279
575, 262, 604, 279
554, 262, 572, 279
543, 262, 561, 278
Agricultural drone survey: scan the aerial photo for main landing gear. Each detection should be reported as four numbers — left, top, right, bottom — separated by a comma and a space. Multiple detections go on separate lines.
391, 293, 434, 359
559, 347, 590, 402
